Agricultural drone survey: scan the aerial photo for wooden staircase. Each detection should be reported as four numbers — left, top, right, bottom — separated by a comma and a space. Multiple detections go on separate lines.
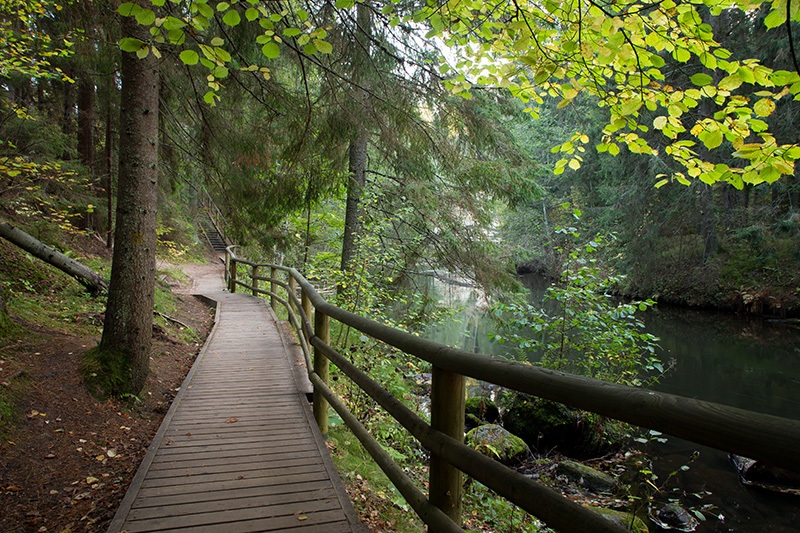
200, 219, 228, 253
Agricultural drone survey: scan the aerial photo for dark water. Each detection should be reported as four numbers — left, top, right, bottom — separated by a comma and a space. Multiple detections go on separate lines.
418, 274, 800, 532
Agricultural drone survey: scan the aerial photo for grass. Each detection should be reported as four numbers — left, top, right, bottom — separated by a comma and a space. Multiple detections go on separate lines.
0, 241, 108, 338
326, 423, 426, 532
0, 371, 29, 442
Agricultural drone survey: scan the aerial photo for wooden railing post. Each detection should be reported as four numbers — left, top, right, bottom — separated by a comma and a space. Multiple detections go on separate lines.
313, 309, 330, 438
428, 366, 466, 529
270, 266, 277, 311
251, 264, 259, 296
288, 275, 297, 316
228, 258, 237, 293
301, 290, 312, 331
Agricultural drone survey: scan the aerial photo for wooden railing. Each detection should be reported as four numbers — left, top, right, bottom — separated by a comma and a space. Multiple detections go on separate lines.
225, 248, 800, 533
198, 189, 230, 247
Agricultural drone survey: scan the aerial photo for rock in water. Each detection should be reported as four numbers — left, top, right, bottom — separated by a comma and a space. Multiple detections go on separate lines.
650, 503, 699, 532
557, 460, 617, 493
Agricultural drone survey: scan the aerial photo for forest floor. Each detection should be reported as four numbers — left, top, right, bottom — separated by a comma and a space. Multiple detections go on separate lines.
0, 261, 216, 533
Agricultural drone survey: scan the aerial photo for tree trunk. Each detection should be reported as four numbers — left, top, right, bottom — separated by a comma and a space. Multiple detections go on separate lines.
98, 10, 159, 396
104, 74, 115, 248
60, 75, 75, 159
341, 135, 368, 271
77, 74, 95, 174
340, 1, 372, 273
0, 217, 108, 294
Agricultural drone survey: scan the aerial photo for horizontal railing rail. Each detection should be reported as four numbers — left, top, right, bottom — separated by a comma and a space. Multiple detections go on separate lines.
225, 247, 800, 533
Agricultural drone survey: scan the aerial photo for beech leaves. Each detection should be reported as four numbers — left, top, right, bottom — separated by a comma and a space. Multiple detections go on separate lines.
117, 0, 800, 187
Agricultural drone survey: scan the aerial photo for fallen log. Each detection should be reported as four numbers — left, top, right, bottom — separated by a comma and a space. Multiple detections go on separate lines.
0, 217, 109, 295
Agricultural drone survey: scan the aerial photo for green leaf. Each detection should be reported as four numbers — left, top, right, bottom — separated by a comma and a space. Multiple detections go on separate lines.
179, 49, 199, 65
283, 28, 302, 37
719, 73, 743, 91
117, 3, 140, 16
215, 47, 231, 62
211, 36, 224, 46
703, 129, 723, 149
222, 10, 241, 27
334, 0, 355, 8
119, 38, 144, 52
764, 7, 786, 29
136, 46, 150, 59
135, 8, 156, 26
167, 29, 185, 45
261, 42, 280, 59
197, 3, 214, 18
245, 7, 258, 21
690, 73, 713, 86
314, 39, 333, 54
304, 42, 317, 55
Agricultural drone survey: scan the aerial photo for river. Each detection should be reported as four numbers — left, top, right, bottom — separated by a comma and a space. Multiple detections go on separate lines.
417, 273, 800, 532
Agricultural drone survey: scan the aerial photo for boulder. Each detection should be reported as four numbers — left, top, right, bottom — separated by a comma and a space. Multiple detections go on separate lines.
502, 394, 626, 458
465, 396, 500, 430
649, 503, 699, 532
557, 460, 617, 493
590, 506, 649, 532
465, 424, 530, 465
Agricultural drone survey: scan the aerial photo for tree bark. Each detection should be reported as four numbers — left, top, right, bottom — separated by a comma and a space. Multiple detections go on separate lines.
341, 135, 368, 271
0, 217, 108, 294
340, 1, 372, 273
77, 74, 95, 174
98, 10, 159, 396
104, 74, 115, 248
60, 75, 75, 159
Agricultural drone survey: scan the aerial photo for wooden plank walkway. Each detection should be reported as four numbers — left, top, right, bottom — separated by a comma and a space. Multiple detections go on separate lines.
108, 284, 364, 532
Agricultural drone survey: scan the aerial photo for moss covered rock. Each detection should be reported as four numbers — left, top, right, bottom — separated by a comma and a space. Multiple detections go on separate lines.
557, 460, 617, 493
590, 506, 649, 532
465, 396, 500, 430
502, 393, 627, 458
465, 424, 530, 464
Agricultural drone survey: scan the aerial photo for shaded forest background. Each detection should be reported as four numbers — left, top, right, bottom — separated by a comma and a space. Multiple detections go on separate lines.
2, 0, 800, 318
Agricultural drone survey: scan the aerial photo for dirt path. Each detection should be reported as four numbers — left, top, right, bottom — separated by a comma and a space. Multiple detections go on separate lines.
0, 261, 218, 533
156, 255, 226, 295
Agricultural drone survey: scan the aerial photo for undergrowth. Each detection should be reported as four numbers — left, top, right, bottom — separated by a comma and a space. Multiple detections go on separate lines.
326, 423, 426, 532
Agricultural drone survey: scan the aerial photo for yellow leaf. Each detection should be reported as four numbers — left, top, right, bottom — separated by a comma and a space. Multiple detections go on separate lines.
753, 98, 776, 117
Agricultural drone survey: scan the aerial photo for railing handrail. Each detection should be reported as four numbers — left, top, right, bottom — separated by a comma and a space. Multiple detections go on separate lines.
225, 247, 800, 533
199, 190, 230, 247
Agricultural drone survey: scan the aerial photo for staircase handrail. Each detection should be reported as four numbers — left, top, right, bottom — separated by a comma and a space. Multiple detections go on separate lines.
199, 189, 230, 247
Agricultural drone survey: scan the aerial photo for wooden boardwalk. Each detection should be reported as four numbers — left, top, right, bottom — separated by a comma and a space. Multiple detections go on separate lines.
108, 282, 363, 532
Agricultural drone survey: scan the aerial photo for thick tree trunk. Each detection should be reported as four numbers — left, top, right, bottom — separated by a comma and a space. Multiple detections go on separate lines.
0, 217, 108, 294
98, 11, 159, 396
